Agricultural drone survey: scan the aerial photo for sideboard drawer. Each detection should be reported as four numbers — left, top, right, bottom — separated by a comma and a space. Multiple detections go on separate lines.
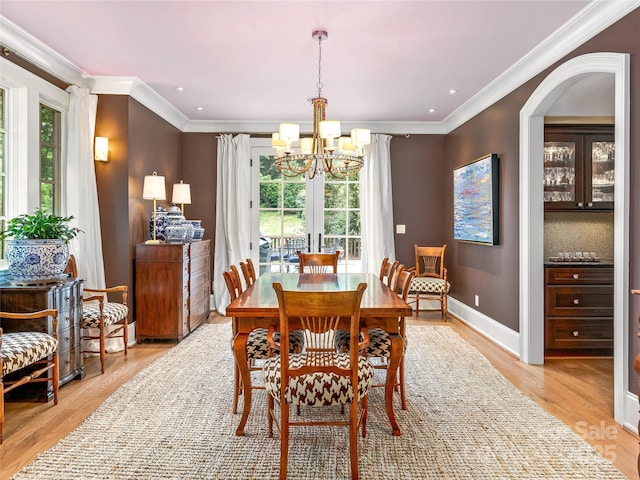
545, 285, 613, 317
545, 318, 613, 350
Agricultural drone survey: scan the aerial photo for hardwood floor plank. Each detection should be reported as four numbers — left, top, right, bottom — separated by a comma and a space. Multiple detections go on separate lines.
2, 313, 637, 479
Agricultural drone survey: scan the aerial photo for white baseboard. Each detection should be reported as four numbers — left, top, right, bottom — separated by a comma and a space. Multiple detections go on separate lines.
447, 296, 520, 357
623, 391, 639, 434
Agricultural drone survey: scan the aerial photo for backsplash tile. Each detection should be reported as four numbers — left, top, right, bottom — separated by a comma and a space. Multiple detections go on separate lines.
544, 211, 614, 259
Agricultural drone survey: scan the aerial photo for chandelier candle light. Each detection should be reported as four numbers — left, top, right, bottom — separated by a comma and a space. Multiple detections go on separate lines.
272, 30, 371, 179
143, 171, 166, 244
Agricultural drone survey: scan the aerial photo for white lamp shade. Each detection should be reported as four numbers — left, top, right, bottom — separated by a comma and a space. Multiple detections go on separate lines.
172, 182, 192, 205
319, 120, 341, 139
94, 136, 109, 161
300, 137, 313, 154
279, 123, 300, 142
271, 133, 286, 148
351, 128, 371, 146
142, 172, 166, 200
337, 136, 356, 152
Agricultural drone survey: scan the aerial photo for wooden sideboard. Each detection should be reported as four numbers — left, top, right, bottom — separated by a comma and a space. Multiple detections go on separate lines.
0, 277, 85, 400
135, 240, 210, 342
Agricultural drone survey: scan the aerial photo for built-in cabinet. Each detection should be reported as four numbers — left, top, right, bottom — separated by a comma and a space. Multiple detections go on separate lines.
543, 125, 614, 211
544, 265, 613, 356
0, 277, 85, 400
135, 240, 210, 342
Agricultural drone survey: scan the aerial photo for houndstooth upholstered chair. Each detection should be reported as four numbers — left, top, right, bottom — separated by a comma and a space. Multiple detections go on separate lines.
0, 309, 59, 444
65, 255, 128, 374
263, 282, 373, 480
407, 244, 450, 319
224, 267, 304, 415
336, 266, 415, 410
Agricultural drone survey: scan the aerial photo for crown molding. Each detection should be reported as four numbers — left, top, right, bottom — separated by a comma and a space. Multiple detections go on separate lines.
182, 119, 446, 135
0, 16, 89, 87
90, 76, 189, 131
442, 0, 640, 133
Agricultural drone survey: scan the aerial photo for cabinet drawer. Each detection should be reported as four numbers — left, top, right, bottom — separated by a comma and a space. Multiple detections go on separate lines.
191, 253, 210, 275
545, 267, 613, 285
546, 285, 613, 317
190, 240, 210, 257
57, 325, 79, 353
545, 318, 613, 349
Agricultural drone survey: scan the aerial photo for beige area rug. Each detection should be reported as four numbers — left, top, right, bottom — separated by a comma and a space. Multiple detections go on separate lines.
12, 323, 625, 480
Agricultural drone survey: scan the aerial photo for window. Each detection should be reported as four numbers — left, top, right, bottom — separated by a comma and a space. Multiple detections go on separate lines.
0, 58, 68, 265
252, 139, 362, 273
0, 88, 6, 258
39, 104, 61, 213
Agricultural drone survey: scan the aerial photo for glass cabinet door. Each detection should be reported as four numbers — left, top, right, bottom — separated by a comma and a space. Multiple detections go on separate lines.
543, 140, 577, 207
587, 136, 615, 207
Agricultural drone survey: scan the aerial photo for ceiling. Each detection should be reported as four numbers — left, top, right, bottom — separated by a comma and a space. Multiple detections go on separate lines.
0, 0, 621, 132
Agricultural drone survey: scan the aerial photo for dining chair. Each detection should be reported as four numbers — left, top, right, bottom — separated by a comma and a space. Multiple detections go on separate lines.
224, 268, 304, 414
379, 258, 399, 287
239, 261, 254, 287
297, 251, 340, 273
65, 255, 128, 374
246, 258, 257, 282
335, 267, 415, 409
0, 309, 59, 444
263, 282, 373, 480
407, 244, 450, 319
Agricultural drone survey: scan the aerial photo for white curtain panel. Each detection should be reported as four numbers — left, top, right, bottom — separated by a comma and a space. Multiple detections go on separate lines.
213, 134, 252, 315
64, 85, 106, 289
360, 133, 395, 274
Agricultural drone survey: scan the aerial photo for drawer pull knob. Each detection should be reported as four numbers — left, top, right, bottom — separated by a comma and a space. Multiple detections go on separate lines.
573, 299, 580, 305
64, 337, 70, 342
572, 274, 579, 279
65, 360, 70, 365
573, 330, 579, 337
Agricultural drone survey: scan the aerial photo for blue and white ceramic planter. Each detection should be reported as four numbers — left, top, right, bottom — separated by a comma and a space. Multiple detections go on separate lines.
5, 239, 69, 283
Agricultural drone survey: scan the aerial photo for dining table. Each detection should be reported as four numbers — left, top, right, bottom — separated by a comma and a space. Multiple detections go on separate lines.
226, 271, 413, 437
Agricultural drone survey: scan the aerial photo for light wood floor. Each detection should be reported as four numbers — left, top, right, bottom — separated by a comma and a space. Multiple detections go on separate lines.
2, 312, 637, 479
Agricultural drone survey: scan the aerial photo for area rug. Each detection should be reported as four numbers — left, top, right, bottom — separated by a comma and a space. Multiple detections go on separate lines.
12, 323, 624, 479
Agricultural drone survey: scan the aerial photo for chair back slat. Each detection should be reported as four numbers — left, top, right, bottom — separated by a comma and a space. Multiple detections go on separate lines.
298, 251, 340, 273
415, 244, 447, 279
239, 261, 253, 287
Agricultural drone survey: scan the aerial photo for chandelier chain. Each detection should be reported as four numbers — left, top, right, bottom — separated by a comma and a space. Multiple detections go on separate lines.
316, 34, 323, 97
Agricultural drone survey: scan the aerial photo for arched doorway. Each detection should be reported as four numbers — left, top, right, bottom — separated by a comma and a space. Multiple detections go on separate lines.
519, 53, 631, 425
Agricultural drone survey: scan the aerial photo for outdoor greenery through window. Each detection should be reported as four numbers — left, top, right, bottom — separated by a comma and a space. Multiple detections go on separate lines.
257, 150, 362, 273
0, 88, 5, 258
40, 103, 61, 213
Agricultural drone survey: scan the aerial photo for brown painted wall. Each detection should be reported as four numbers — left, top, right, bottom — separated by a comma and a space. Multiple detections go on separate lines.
391, 135, 447, 268
444, 9, 640, 389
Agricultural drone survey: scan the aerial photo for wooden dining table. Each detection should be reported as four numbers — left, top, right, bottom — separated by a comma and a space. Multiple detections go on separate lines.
226, 271, 413, 437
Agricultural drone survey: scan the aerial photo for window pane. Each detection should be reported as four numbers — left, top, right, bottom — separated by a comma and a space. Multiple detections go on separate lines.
260, 154, 281, 179
348, 182, 360, 208
40, 183, 54, 213
348, 211, 361, 236
283, 182, 305, 209
40, 107, 54, 144
324, 182, 346, 208
260, 182, 281, 208
324, 210, 346, 236
41, 146, 55, 181
282, 211, 305, 236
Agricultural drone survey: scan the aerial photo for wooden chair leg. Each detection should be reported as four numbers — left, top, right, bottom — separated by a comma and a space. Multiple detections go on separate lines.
399, 354, 406, 410
99, 322, 106, 375
267, 394, 274, 437
280, 401, 290, 480
361, 395, 369, 438
53, 351, 59, 406
232, 362, 240, 414
349, 400, 359, 480
123, 319, 129, 356
1, 378, 4, 444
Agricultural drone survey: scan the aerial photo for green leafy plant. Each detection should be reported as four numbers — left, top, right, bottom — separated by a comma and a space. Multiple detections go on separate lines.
0, 210, 80, 243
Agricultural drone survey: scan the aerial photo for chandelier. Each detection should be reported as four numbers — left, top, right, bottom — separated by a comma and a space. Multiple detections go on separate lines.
272, 30, 371, 179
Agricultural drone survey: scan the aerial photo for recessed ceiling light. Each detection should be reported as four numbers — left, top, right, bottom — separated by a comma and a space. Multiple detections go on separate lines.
176, 86, 184, 92
196, 106, 203, 111
448, 89, 457, 94
428, 108, 437, 113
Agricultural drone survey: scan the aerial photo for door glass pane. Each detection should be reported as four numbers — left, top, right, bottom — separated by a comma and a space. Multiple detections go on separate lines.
543, 141, 575, 202
591, 141, 615, 203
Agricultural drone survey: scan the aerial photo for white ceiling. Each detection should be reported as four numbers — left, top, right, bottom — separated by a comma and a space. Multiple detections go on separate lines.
0, 1, 632, 133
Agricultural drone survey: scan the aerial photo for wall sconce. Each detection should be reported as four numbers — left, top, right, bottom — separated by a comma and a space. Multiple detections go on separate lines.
94, 136, 109, 162
172, 180, 192, 216
143, 171, 166, 244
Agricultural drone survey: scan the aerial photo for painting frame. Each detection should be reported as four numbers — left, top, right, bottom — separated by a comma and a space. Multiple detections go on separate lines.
453, 153, 499, 245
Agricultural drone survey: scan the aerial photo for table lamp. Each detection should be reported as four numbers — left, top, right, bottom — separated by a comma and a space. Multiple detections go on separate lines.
172, 180, 191, 216
143, 171, 166, 244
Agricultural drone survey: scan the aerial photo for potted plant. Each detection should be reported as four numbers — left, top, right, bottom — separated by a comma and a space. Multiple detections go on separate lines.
1, 210, 80, 283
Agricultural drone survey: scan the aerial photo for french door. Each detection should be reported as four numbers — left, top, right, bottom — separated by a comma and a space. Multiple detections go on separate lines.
251, 141, 361, 273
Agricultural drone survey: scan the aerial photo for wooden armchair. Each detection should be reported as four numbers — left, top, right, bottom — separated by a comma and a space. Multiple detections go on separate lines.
1, 309, 59, 443
263, 282, 372, 480
65, 255, 128, 374
407, 244, 450, 319
297, 251, 340, 273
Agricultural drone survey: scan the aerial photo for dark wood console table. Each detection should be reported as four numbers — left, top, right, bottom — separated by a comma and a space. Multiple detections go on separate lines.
0, 276, 85, 400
